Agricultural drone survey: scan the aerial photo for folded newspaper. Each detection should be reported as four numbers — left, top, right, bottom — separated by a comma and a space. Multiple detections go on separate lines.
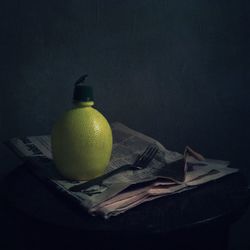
7, 122, 238, 219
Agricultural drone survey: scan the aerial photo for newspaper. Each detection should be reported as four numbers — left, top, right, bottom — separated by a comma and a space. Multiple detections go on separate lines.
7, 122, 238, 218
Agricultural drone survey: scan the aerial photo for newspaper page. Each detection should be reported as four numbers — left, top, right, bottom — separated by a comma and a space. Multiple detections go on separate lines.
6, 122, 238, 218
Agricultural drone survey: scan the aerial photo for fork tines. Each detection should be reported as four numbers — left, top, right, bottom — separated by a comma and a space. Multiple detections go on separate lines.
133, 145, 158, 169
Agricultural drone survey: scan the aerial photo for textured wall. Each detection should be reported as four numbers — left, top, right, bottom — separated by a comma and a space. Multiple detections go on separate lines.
0, 0, 249, 176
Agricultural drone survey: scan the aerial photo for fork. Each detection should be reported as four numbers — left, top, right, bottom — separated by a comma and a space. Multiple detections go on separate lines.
69, 145, 158, 192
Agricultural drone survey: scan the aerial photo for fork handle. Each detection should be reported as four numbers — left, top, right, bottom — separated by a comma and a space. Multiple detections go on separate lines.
69, 164, 132, 192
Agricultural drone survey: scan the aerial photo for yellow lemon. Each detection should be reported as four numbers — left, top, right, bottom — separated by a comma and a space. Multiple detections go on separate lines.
51, 76, 112, 180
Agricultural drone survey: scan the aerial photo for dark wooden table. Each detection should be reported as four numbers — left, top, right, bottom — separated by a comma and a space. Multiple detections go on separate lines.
0, 148, 249, 250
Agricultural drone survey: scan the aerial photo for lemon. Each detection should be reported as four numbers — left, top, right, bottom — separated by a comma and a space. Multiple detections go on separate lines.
51, 76, 113, 181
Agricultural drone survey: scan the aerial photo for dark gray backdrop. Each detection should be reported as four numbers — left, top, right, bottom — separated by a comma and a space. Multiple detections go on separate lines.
1, 0, 249, 175
0, 0, 250, 248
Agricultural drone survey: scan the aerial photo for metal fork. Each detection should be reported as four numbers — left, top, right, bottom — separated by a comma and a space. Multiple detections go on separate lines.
131, 145, 158, 170
69, 145, 158, 192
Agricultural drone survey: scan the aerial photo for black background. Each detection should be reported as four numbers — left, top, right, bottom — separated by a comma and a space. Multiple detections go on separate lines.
0, 0, 249, 248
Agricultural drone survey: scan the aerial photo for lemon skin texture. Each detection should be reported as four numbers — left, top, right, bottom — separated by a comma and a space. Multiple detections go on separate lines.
51, 104, 113, 181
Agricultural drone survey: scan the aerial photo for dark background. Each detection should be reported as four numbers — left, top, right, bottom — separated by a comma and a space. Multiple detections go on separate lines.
0, 0, 249, 249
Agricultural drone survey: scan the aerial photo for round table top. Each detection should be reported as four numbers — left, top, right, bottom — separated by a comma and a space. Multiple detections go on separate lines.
1, 162, 249, 234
